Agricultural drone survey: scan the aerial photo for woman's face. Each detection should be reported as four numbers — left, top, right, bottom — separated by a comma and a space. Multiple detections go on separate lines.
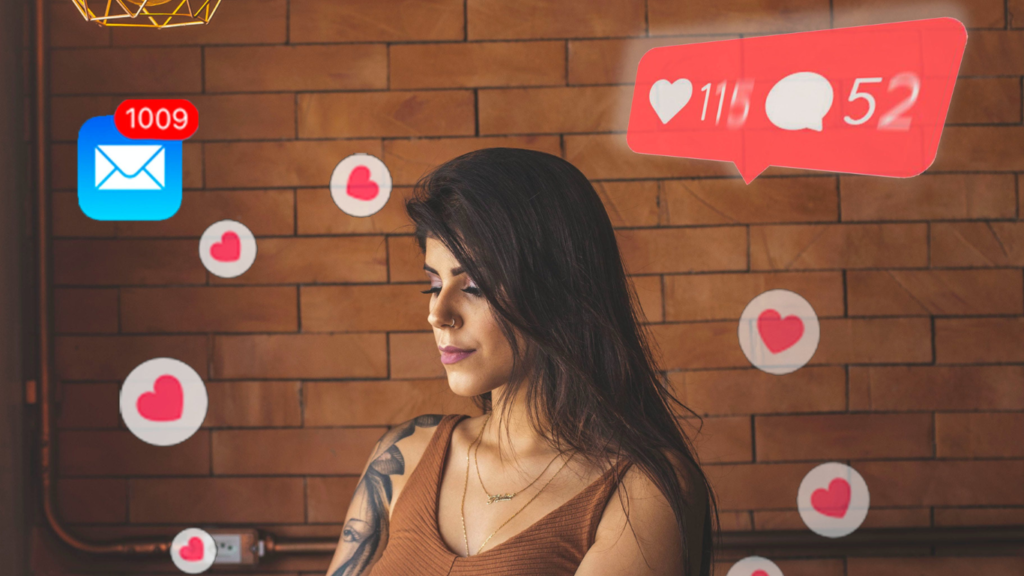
424, 236, 514, 397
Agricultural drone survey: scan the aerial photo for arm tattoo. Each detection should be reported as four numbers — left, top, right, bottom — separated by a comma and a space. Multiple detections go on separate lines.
330, 414, 444, 576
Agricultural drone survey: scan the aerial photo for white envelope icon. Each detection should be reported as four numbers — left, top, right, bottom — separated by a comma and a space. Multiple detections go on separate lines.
94, 145, 165, 190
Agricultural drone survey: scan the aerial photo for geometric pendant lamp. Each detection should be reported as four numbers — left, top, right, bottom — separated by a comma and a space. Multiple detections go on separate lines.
70, 0, 222, 28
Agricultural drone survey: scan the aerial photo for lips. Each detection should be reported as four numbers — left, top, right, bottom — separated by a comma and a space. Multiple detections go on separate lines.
439, 345, 474, 353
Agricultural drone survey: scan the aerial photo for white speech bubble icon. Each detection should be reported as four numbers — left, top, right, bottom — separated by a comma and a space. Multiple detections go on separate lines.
765, 72, 834, 132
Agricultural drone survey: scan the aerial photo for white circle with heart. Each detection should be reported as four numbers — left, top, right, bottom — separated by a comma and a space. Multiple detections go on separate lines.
737, 289, 819, 375
199, 219, 257, 278
330, 152, 392, 217
725, 556, 784, 576
119, 357, 207, 447
798, 462, 870, 538
171, 527, 217, 573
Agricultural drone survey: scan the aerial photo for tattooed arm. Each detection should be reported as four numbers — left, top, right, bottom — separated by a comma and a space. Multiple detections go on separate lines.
325, 414, 445, 576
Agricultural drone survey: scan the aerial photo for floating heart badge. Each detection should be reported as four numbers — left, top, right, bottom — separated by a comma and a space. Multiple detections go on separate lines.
752, 571, 769, 576
136, 374, 183, 422
811, 478, 851, 518
649, 78, 693, 124
756, 309, 804, 354
178, 536, 205, 561
346, 165, 379, 201
210, 231, 241, 262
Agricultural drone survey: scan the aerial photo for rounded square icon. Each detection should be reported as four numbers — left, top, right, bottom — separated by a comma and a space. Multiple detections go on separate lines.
798, 462, 870, 538
120, 358, 207, 447
171, 528, 217, 574
726, 556, 784, 576
738, 289, 819, 375
330, 153, 392, 217
199, 220, 257, 278
77, 115, 183, 221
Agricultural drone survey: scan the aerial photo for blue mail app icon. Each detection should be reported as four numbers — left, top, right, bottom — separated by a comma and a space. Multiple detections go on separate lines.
78, 115, 182, 221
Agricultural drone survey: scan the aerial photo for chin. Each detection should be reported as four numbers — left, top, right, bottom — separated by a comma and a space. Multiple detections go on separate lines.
445, 373, 495, 398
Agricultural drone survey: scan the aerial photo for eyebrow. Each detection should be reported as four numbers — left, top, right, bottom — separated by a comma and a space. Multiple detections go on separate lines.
423, 264, 465, 276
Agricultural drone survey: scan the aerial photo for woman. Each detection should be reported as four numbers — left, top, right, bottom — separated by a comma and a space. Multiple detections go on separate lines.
325, 148, 719, 576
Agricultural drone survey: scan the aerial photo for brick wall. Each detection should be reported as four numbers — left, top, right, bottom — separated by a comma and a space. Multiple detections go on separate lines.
43, 0, 1023, 574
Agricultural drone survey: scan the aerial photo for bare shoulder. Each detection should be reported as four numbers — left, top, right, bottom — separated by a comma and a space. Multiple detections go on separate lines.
377, 414, 448, 480
576, 452, 707, 576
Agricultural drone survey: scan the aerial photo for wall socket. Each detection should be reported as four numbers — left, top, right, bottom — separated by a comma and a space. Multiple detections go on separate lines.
206, 529, 260, 565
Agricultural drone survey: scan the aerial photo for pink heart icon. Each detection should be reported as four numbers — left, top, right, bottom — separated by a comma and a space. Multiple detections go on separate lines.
210, 231, 241, 262
756, 309, 804, 353
752, 571, 769, 576
136, 375, 183, 422
811, 477, 851, 518
178, 536, 204, 561
346, 166, 379, 200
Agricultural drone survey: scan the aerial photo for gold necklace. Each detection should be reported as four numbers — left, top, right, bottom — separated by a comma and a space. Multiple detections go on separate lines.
474, 425, 562, 504
460, 415, 573, 557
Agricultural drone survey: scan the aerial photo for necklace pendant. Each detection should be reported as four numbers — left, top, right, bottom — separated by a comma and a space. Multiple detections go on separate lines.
488, 493, 515, 504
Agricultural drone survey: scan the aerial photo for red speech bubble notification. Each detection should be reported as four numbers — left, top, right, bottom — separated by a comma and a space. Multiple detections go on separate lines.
626, 18, 967, 183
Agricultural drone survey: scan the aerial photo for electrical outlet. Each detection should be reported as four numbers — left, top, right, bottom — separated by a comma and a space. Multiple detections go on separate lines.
206, 529, 260, 565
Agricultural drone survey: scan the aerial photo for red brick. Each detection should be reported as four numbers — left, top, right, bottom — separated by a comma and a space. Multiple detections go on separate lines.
391, 41, 565, 89
662, 177, 836, 225
53, 288, 118, 334
205, 140, 381, 189
930, 126, 1024, 172
289, 0, 463, 43
116, 190, 295, 238
297, 91, 474, 139
849, 366, 1024, 412
110, 0, 287, 45
208, 236, 387, 285
840, 174, 1017, 221
936, 317, 1024, 363
205, 381, 302, 428
121, 286, 297, 333
1014, 0, 1024, 28
769, 560, 844, 576
50, 96, 114, 141
568, 36, 739, 86
389, 236, 428, 283
847, 269, 1023, 316
301, 285, 425, 332
631, 274, 663, 324
185, 94, 295, 141
212, 428, 386, 475
959, 31, 1024, 76
681, 416, 752, 463
52, 191, 116, 238
564, 134, 735, 180
856, 459, 1024, 506
55, 335, 208, 381
648, 0, 829, 35
755, 413, 933, 462
53, 239, 205, 286
58, 479, 126, 523
750, 223, 928, 270
383, 136, 561, 185
664, 271, 844, 322
205, 44, 387, 92
833, 0, 1004, 28
213, 333, 387, 380
467, 0, 645, 40
848, 556, 1024, 576
704, 462, 812, 510
130, 477, 305, 523
50, 47, 201, 95
934, 507, 1024, 527
58, 430, 210, 476
931, 222, 1024, 267
303, 379, 479, 427
298, 186, 415, 237
716, 511, 753, 532
479, 86, 632, 135
390, 332, 446, 379
616, 227, 747, 275
671, 366, 846, 416
307, 477, 360, 523
595, 181, 659, 227
936, 413, 1024, 458
56, 383, 119, 430
48, 2, 109, 47
947, 77, 1022, 124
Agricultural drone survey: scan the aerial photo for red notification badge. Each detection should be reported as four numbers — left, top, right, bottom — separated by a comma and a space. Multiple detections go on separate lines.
114, 99, 198, 140
626, 18, 968, 183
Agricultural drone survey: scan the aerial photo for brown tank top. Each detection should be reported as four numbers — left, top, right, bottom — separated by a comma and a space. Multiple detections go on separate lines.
369, 414, 633, 576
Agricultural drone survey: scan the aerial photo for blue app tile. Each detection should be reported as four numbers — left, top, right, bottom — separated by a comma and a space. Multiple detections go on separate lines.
77, 115, 183, 221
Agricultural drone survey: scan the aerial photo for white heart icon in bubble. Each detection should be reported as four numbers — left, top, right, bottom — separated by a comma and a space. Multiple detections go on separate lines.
649, 79, 693, 124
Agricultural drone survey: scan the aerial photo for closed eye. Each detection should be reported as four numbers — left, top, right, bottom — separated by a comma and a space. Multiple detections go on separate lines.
420, 286, 481, 296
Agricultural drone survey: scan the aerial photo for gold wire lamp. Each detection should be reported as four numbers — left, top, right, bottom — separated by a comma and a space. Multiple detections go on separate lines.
71, 0, 222, 28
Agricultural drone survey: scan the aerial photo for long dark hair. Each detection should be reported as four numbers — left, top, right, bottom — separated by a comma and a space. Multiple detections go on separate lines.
404, 148, 719, 574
